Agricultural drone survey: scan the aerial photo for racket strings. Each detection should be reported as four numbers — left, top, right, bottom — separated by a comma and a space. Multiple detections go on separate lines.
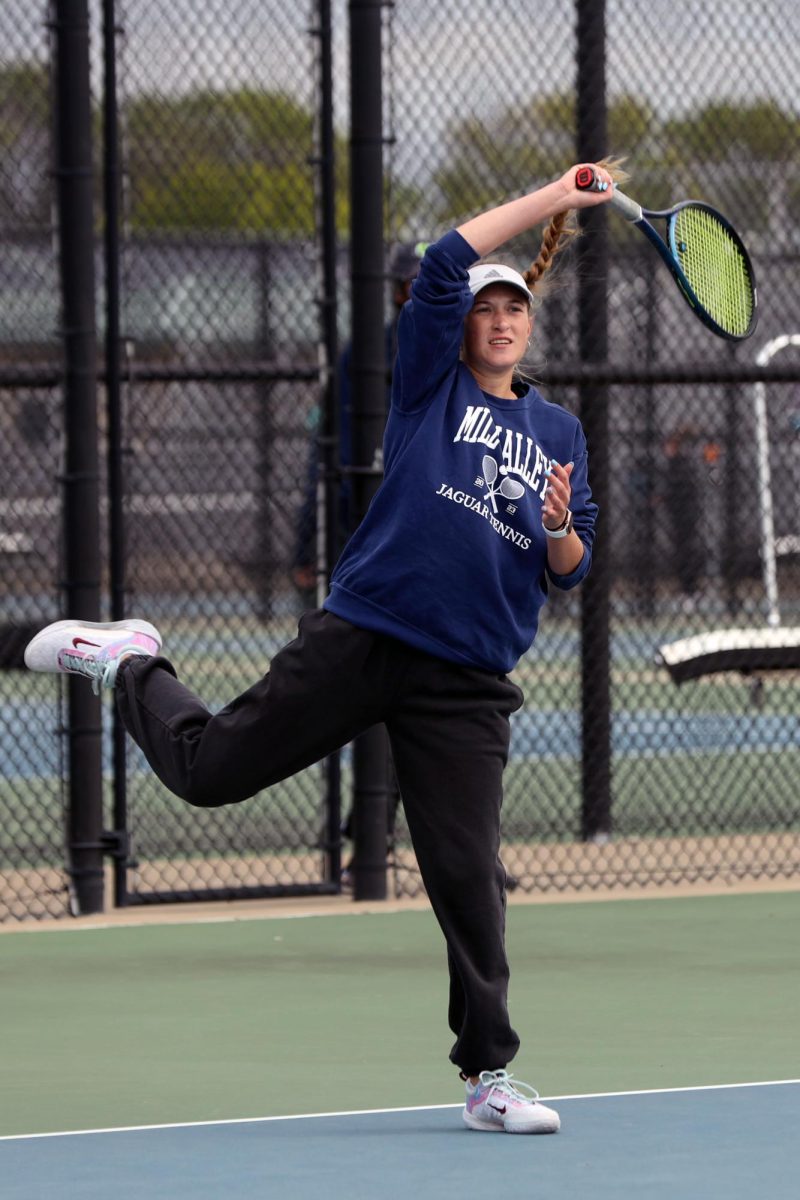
672, 207, 755, 337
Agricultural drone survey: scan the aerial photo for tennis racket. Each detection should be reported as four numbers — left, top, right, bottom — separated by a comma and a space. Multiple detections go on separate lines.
574, 165, 757, 341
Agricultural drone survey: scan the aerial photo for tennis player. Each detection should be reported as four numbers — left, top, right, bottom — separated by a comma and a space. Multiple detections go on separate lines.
26, 162, 615, 1134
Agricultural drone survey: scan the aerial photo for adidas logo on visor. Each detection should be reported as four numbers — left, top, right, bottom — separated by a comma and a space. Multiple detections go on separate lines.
468, 263, 536, 305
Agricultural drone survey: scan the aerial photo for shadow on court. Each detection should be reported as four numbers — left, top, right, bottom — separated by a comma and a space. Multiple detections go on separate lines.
2, 1083, 799, 1200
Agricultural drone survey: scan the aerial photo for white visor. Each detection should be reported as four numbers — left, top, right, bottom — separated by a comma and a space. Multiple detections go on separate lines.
468, 263, 536, 306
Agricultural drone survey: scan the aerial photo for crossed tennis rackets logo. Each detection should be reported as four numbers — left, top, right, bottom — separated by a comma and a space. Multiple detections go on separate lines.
478, 454, 525, 514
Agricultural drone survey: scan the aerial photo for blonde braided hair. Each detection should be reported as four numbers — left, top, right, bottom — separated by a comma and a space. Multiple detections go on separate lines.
524, 210, 579, 291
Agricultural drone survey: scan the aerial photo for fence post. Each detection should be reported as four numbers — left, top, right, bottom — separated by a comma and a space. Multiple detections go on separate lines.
722, 343, 744, 618
575, 0, 612, 841
101, 0, 132, 908
312, 0, 343, 886
51, 0, 105, 913
348, 0, 389, 900
255, 240, 276, 620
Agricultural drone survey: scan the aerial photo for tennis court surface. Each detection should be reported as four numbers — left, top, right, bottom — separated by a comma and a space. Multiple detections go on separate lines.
2, 891, 798, 1197
3, 1082, 799, 1200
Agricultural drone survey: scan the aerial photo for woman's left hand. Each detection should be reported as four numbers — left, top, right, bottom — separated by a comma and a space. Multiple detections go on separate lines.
542, 460, 573, 529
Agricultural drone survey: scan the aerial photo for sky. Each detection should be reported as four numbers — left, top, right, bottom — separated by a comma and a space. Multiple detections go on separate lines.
101, 0, 800, 116
2, 0, 788, 120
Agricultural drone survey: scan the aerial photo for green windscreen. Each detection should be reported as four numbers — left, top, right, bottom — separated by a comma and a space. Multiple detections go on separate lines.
672, 206, 755, 337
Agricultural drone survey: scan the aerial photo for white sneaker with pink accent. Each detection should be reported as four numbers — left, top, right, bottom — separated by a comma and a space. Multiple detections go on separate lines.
24, 619, 162, 694
463, 1069, 560, 1134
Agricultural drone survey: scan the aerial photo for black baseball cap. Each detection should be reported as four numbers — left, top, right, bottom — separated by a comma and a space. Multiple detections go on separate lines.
388, 242, 427, 282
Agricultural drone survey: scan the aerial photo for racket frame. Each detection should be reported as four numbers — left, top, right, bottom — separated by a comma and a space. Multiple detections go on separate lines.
576, 169, 758, 341
614, 193, 758, 341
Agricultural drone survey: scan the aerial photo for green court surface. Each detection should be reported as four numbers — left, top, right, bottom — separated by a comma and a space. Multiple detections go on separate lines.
1, 890, 798, 1139
2, 891, 799, 1197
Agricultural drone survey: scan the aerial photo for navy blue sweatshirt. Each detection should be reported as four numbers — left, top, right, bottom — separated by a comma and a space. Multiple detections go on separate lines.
325, 229, 597, 673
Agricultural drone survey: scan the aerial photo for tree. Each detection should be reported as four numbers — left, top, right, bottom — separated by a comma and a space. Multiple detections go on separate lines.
431, 92, 799, 241
433, 91, 656, 225
664, 100, 800, 164
125, 86, 421, 237
127, 88, 336, 236
663, 100, 800, 232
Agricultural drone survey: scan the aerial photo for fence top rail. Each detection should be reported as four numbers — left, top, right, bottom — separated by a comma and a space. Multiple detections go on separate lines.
536, 362, 800, 387
2, 360, 798, 390
0, 361, 322, 388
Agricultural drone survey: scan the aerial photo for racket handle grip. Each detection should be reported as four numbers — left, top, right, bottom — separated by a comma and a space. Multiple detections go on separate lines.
574, 166, 643, 222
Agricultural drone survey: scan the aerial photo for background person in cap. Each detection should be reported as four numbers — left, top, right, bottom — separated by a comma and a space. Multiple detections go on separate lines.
292, 242, 425, 598
25, 163, 615, 1134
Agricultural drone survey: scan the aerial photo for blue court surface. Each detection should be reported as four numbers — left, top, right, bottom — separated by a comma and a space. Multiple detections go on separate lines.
2, 1081, 798, 1199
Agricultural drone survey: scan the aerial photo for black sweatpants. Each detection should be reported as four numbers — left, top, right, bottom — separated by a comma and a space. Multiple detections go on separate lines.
116, 608, 523, 1075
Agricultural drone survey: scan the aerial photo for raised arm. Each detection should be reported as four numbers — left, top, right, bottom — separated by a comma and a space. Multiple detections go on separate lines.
456, 163, 614, 258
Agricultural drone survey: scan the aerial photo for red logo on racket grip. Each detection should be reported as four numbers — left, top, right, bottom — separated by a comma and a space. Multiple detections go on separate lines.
575, 166, 595, 189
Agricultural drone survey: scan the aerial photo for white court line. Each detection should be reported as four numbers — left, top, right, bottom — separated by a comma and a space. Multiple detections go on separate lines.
1, 1079, 798, 1143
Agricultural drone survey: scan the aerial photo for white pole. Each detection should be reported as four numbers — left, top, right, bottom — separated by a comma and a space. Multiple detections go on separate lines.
753, 334, 800, 627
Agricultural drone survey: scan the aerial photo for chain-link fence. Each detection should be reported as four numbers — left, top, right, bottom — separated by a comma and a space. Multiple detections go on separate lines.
1, 0, 799, 920
384, 0, 800, 897
0, 4, 68, 919
1, 0, 341, 918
